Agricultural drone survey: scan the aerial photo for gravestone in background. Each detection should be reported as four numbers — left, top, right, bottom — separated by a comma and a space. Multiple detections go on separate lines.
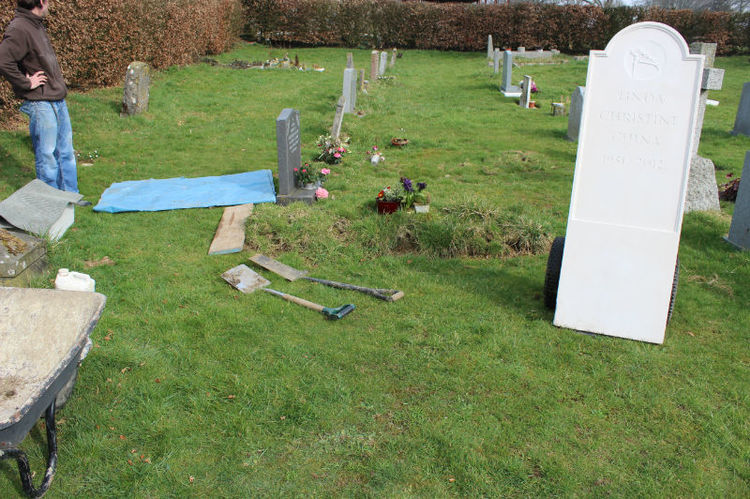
725, 151, 750, 250
390, 48, 397, 68
276, 109, 314, 205
685, 42, 724, 212
346, 52, 354, 70
554, 22, 704, 344
121, 62, 150, 117
500, 51, 521, 97
358, 69, 365, 92
519, 75, 532, 109
343, 68, 357, 113
370, 51, 379, 81
487, 35, 493, 59
493, 48, 500, 74
567, 86, 585, 142
732, 82, 750, 137
379, 51, 387, 76
331, 96, 346, 140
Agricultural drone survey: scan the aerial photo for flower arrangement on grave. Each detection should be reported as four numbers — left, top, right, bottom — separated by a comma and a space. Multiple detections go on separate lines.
399, 177, 430, 211
315, 187, 329, 200
293, 163, 329, 188
375, 184, 403, 214
316, 135, 349, 164
368, 145, 384, 165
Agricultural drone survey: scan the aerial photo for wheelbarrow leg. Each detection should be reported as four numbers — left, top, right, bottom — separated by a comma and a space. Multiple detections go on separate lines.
0, 400, 58, 497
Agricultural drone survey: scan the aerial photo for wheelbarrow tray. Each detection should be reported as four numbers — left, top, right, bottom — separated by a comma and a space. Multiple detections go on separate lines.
0, 287, 106, 448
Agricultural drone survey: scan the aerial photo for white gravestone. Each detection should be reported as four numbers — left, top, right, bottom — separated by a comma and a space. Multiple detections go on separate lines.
500, 50, 521, 97
567, 86, 585, 142
379, 51, 387, 76
487, 35, 493, 59
519, 75, 533, 109
725, 151, 750, 250
554, 22, 704, 344
493, 48, 500, 74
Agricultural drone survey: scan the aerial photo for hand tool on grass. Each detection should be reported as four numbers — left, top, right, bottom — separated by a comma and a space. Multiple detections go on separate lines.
221, 264, 355, 320
249, 254, 404, 302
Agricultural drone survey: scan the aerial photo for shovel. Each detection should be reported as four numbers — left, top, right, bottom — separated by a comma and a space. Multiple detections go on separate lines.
221, 264, 355, 320
249, 254, 404, 302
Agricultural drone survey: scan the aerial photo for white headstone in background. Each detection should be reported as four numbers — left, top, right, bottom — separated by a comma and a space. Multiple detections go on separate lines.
567, 86, 585, 142
343, 68, 357, 113
554, 22, 704, 344
487, 35, 493, 59
379, 51, 387, 76
519, 75, 532, 109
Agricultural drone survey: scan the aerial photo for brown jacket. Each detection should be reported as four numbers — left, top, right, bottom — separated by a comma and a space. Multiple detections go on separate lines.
0, 8, 67, 101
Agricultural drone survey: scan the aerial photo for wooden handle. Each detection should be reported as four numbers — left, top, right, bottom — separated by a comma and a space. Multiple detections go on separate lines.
280, 292, 324, 312
388, 291, 405, 302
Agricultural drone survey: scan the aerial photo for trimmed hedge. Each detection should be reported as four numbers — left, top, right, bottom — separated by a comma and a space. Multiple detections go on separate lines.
1, 0, 243, 125
242, 0, 750, 55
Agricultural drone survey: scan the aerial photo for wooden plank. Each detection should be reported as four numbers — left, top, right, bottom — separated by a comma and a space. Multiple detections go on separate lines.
208, 204, 253, 255
249, 253, 308, 281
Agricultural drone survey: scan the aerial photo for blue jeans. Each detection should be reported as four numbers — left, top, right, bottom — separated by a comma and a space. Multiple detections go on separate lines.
19, 100, 79, 193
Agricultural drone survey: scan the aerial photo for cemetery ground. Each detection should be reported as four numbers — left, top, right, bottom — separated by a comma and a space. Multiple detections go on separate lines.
0, 43, 748, 496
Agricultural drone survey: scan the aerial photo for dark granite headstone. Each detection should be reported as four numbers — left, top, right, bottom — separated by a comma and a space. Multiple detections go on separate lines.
275, 109, 314, 205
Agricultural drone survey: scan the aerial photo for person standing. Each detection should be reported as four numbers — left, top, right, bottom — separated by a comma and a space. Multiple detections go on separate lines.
0, 0, 90, 204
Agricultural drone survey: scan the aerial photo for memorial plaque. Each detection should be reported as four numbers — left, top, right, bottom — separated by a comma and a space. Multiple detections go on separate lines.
554, 22, 704, 344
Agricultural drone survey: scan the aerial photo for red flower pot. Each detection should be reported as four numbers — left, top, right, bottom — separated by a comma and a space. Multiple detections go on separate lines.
376, 200, 400, 214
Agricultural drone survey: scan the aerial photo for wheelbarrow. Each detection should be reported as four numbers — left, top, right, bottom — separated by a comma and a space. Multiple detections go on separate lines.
1, 287, 106, 497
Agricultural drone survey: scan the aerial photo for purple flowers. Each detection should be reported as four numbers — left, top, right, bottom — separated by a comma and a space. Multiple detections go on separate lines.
417, 182, 427, 191
401, 177, 413, 193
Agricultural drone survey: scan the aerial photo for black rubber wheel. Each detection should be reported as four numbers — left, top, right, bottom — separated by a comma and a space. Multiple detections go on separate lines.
667, 257, 679, 325
544, 236, 565, 311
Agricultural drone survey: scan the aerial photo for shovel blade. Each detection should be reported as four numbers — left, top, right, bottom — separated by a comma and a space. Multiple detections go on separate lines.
222, 264, 271, 293
322, 304, 355, 320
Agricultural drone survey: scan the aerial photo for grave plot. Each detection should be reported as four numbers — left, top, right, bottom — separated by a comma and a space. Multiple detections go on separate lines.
545, 22, 704, 344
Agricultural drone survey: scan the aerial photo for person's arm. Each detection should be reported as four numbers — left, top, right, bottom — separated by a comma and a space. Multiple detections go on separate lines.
0, 28, 42, 92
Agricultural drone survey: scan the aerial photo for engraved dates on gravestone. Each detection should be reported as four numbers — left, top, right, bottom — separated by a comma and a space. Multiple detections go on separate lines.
276, 109, 301, 197
121, 62, 150, 117
553, 22, 704, 344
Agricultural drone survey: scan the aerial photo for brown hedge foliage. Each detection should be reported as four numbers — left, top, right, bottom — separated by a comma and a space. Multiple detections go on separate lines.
242, 0, 749, 56
1, 0, 243, 125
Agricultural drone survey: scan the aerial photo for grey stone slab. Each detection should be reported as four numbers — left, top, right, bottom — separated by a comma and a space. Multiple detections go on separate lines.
346, 52, 354, 69
331, 95, 346, 140
500, 50, 521, 97
685, 156, 720, 212
358, 69, 365, 92
731, 82, 750, 137
567, 86, 585, 142
275, 109, 301, 198
276, 188, 317, 206
0, 179, 81, 241
689, 42, 716, 68
487, 35, 493, 59
379, 51, 387, 76
390, 48, 397, 68
370, 51, 379, 81
702, 67, 724, 91
121, 61, 150, 117
725, 151, 750, 250
493, 48, 500, 74
343, 68, 357, 113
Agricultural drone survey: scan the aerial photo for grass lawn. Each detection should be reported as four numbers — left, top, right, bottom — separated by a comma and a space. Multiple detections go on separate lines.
1, 43, 748, 496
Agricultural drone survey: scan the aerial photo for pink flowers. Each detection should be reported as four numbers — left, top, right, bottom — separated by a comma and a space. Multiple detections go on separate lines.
321, 168, 330, 175
333, 153, 342, 159
315, 187, 329, 199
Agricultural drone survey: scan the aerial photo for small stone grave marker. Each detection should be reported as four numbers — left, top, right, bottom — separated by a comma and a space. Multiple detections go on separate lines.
276, 109, 314, 205
121, 61, 150, 117
379, 51, 387, 76
731, 82, 750, 137
725, 151, 750, 250
487, 35, 493, 59
553, 22, 704, 344
493, 48, 500, 74
519, 75, 532, 109
358, 69, 365, 92
346, 52, 354, 69
567, 86, 585, 142
500, 51, 521, 97
390, 48, 397, 68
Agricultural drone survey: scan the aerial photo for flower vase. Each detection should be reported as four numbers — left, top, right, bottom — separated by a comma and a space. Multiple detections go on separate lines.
376, 200, 400, 214
414, 203, 430, 213
300, 180, 321, 190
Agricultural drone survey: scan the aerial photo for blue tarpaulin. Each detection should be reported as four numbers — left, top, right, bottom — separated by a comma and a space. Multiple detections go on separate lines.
93, 170, 276, 213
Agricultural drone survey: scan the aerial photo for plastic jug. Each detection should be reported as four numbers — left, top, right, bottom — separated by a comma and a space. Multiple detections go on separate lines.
55, 268, 96, 292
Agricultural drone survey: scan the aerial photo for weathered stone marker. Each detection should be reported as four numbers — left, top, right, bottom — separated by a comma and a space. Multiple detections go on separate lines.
553, 22, 704, 344
121, 61, 150, 117
343, 67, 357, 114
379, 51, 387, 76
567, 86, 585, 142
731, 82, 750, 137
331, 96, 346, 140
500, 50, 521, 97
0, 229, 46, 287
685, 42, 724, 212
493, 48, 500, 74
370, 51, 379, 81
276, 109, 314, 205
358, 69, 365, 92
346, 52, 354, 70
725, 151, 750, 250
390, 48, 397, 68
487, 35, 493, 59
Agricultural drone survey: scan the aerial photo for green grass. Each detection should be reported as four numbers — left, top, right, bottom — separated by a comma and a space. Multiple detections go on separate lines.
1, 43, 748, 497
